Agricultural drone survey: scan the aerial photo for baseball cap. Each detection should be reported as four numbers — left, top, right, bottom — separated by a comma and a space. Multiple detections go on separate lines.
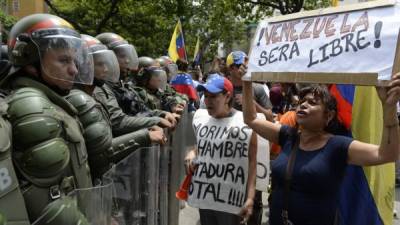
197, 74, 233, 94
226, 51, 247, 67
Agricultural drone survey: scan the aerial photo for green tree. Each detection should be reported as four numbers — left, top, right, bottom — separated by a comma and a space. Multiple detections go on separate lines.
0, 0, 17, 43
232, 0, 331, 18
44, 0, 330, 63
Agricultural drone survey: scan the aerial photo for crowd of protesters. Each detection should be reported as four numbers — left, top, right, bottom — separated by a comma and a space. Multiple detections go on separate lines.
0, 12, 400, 225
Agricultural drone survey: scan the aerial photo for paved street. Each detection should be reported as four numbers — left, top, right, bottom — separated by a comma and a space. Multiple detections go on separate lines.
394, 187, 400, 225
180, 189, 400, 225
179, 192, 269, 225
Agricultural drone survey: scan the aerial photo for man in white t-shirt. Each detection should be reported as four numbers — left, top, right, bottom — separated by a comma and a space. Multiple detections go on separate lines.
185, 74, 258, 225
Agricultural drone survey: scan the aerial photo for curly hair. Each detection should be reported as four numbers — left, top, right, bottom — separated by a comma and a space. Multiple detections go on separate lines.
299, 85, 348, 135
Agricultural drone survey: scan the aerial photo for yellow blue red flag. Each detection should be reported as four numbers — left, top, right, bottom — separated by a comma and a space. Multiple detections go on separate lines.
193, 36, 201, 66
168, 20, 187, 62
330, 84, 394, 225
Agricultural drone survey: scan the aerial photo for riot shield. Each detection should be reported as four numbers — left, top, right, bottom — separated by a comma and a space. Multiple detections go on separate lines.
32, 178, 113, 225
166, 106, 196, 225
104, 146, 165, 225
68, 177, 114, 225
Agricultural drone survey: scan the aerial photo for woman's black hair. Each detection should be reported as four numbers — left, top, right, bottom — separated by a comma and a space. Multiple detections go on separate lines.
299, 85, 349, 135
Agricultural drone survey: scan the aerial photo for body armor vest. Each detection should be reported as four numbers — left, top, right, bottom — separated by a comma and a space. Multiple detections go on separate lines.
6, 77, 92, 222
65, 89, 113, 178
0, 94, 30, 225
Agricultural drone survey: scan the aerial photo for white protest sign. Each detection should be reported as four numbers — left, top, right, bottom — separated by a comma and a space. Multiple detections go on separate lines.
255, 113, 270, 192
247, 0, 400, 85
188, 109, 253, 214
256, 133, 270, 192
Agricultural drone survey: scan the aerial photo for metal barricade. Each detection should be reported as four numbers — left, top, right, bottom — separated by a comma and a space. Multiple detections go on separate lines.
68, 178, 114, 225
159, 144, 169, 225
32, 178, 114, 225
166, 109, 196, 225
104, 146, 162, 225
100, 108, 195, 225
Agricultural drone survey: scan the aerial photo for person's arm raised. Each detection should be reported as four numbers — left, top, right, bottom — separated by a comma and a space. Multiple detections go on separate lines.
348, 74, 400, 166
241, 65, 281, 144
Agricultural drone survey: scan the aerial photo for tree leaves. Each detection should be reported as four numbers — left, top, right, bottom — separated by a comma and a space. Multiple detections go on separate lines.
0, 0, 17, 42
43, 0, 330, 62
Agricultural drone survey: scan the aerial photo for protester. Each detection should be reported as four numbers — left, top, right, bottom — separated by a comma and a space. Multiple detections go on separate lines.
198, 56, 231, 109
185, 74, 257, 225
225, 50, 274, 225
226, 51, 273, 122
190, 65, 204, 87
269, 85, 283, 115
241, 64, 400, 224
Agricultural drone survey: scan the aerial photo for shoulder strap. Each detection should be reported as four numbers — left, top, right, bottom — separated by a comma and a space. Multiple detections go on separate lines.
282, 133, 300, 223
100, 85, 109, 99
13, 76, 78, 116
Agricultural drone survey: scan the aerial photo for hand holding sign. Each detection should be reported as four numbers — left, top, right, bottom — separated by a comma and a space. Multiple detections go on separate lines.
377, 73, 400, 106
247, 1, 400, 85
239, 198, 254, 224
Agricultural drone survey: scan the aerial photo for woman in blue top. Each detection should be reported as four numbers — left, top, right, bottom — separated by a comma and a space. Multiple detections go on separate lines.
241, 68, 400, 225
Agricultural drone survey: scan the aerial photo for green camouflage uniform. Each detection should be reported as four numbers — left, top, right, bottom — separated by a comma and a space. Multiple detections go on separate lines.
66, 89, 152, 179
133, 85, 186, 112
164, 84, 188, 106
93, 82, 161, 137
0, 75, 92, 224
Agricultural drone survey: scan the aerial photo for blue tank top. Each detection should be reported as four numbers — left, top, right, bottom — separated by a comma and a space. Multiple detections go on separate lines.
270, 125, 353, 225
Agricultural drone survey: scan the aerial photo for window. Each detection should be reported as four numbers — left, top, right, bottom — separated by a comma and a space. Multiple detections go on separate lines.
12, 0, 20, 12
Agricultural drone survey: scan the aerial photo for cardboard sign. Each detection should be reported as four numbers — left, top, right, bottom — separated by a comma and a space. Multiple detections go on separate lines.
256, 131, 270, 192
189, 109, 253, 214
246, 0, 400, 85
254, 113, 270, 192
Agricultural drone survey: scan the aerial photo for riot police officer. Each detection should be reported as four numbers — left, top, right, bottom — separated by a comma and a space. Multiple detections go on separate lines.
156, 56, 188, 112
94, 33, 176, 136
66, 34, 167, 179
134, 61, 174, 111
0, 13, 93, 224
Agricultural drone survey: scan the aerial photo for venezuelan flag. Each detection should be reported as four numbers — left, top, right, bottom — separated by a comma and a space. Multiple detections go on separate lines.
170, 73, 198, 100
193, 36, 201, 66
330, 84, 394, 225
168, 20, 187, 62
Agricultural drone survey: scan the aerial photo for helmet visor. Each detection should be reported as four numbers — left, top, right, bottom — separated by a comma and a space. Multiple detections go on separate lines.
166, 63, 178, 78
92, 50, 120, 83
113, 44, 139, 72
158, 70, 168, 91
33, 34, 94, 88
150, 68, 168, 91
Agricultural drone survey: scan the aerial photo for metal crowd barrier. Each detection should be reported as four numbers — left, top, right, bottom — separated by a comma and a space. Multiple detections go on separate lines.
88, 108, 196, 225
165, 109, 196, 225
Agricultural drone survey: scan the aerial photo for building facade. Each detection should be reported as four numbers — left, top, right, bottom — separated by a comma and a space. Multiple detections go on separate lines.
5, 0, 48, 19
